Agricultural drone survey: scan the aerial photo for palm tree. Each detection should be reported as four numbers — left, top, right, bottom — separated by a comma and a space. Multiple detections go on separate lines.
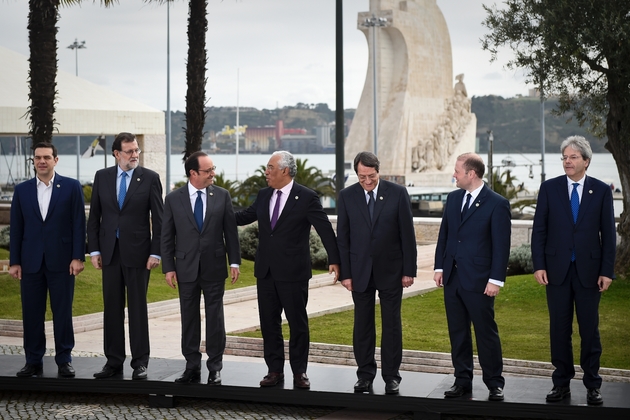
27, 0, 115, 144
294, 158, 335, 199
233, 165, 267, 207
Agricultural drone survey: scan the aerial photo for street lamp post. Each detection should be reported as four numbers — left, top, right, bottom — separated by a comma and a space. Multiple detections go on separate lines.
361, 14, 388, 156
67, 38, 86, 183
487, 130, 494, 190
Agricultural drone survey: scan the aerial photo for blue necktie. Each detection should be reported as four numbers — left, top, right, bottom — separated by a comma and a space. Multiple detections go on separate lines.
570, 182, 579, 261
194, 191, 204, 232
118, 172, 128, 209
461, 193, 471, 221
367, 190, 375, 220
270, 190, 282, 229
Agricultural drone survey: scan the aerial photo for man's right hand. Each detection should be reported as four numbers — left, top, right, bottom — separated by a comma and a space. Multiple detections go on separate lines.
340, 278, 353, 292
534, 269, 548, 286
90, 255, 102, 270
9, 265, 21, 280
433, 272, 443, 287
165, 271, 178, 289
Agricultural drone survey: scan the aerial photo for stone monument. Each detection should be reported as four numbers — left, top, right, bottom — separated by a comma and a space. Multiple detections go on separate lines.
345, 0, 477, 186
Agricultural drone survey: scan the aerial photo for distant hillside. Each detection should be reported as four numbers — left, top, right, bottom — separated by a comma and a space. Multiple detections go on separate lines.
472, 95, 607, 153
1, 98, 608, 155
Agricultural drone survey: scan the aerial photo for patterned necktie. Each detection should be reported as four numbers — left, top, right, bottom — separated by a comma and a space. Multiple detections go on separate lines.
570, 183, 579, 261
270, 190, 282, 229
118, 172, 128, 209
461, 193, 472, 221
194, 191, 204, 232
367, 190, 375, 220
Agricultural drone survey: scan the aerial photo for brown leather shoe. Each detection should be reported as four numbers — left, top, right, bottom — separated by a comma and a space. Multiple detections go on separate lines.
260, 372, 284, 387
293, 373, 310, 389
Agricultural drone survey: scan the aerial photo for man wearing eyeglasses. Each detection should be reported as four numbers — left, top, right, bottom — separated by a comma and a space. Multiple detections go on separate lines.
532, 136, 616, 405
161, 151, 240, 385
87, 132, 163, 380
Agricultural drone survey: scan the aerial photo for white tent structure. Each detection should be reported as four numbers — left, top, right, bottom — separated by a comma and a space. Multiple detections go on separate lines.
0, 46, 166, 186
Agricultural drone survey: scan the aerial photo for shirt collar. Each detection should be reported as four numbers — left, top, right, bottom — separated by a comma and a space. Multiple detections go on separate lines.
566, 175, 585, 187
36, 172, 55, 188
188, 181, 205, 197
277, 180, 294, 195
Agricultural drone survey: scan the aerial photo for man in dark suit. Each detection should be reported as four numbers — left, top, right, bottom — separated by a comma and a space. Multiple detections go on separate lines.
10, 142, 85, 378
531, 136, 616, 405
235, 151, 340, 389
433, 152, 511, 402
87, 132, 163, 380
336, 151, 417, 395
161, 151, 241, 385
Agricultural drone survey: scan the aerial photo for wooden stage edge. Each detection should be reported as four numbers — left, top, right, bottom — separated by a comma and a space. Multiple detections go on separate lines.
1, 355, 629, 420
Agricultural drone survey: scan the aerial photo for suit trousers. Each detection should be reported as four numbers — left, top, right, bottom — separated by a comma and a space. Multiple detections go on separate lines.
352, 276, 403, 382
177, 277, 226, 372
444, 268, 504, 389
101, 240, 150, 369
21, 266, 75, 366
546, 261, 602, 389
257, 275, 309, 374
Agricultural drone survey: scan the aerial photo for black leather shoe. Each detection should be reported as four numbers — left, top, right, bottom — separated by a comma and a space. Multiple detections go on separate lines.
385, 379, 400, 395
58, 363, 75, 378
260, 372, 284, 387
444, 384, 472, 398
16, 364, 43, 377
354, 378, 373, 393
175, 369, 201, 383
207, 371, 222, 386
132, 366, 147, 380
587, 388, 603, 405
489, 387, 504, 401
293, 373, 310, 389
546, 386, 571, 402
93, 364, 123, 379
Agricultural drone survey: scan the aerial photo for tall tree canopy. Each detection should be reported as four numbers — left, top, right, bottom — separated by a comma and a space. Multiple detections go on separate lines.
481, 0, 630, 274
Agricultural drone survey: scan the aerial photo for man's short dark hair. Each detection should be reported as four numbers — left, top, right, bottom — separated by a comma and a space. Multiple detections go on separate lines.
353, 151, 380, 173
184, 151, 208, 178
111, 132, 136, 157
32, 142, 57, 158
459, 153, 485, 179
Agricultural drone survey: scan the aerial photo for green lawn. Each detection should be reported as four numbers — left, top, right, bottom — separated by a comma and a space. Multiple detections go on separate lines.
0, 251, 325, 320
237, 274, 630, 370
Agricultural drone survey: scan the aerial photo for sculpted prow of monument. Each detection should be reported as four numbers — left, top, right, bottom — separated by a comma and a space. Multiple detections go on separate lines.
345, 0, 477, 187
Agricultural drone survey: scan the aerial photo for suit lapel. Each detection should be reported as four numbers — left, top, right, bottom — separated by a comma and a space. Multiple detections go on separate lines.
461, 186, 486, 224
557, 176, 574, 223
179, 186, 198, 230
576, 176, 595, 226
26, 178, 43, 222
46, 173, 62, 220
274, 184, 299, 229
122, 166, 143, 209
372, 181, 387, 225
261, 188, 274, 229
203, 185, 216, 231
352, 184, 372, 226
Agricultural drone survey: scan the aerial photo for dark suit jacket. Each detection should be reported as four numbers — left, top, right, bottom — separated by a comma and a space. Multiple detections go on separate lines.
434, 185, 511, 293
336, 180, 417, 293
235, 182, 340, 281
161, 184, 241, 282
10, 173, 86, 272
87, 165, 163, 267
531, 175, 616, 286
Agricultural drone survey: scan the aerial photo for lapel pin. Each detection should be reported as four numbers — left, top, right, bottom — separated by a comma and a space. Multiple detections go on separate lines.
295, 196, 299, 200
379, 196, 383, 200
56, 184, 60, 188
209, 192, 213, 196
475, 203, 480, 207
589, 190, 593, 194
136, 178, 140, 182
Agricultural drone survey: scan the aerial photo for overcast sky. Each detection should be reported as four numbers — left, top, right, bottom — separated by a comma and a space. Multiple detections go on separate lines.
0, 0, 527, 112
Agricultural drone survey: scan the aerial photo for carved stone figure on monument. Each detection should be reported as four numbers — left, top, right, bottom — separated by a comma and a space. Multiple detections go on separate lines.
454, 73, 468, 97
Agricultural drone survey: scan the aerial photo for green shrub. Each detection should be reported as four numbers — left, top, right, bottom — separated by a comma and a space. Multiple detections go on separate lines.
0, 226, 9, 250
507, 243, 534, 275
82, 184, 92, 204
238, 222, 330, 269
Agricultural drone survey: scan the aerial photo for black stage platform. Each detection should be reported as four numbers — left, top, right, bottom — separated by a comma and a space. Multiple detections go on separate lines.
1, 355, 628, 419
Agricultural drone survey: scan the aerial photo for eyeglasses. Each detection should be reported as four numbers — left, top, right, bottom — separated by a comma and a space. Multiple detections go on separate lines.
119, 148, 142, 156
198, 166, 217, 174
560, 155, 582, 161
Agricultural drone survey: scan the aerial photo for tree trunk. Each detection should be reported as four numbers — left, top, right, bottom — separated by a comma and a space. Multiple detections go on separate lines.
604, 78, 630, 275
183, 0, 208, 161
28, 0, 59, 144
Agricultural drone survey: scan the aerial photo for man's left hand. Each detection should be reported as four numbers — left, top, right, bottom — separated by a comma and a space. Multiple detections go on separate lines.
402, 276, 414, 288
329, 264, 340, 283
598, 276, 613, 292
230, 267, 240, 284
69, 259, 84, 276
484, 282, 500, 297
146, 257, 160, 270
